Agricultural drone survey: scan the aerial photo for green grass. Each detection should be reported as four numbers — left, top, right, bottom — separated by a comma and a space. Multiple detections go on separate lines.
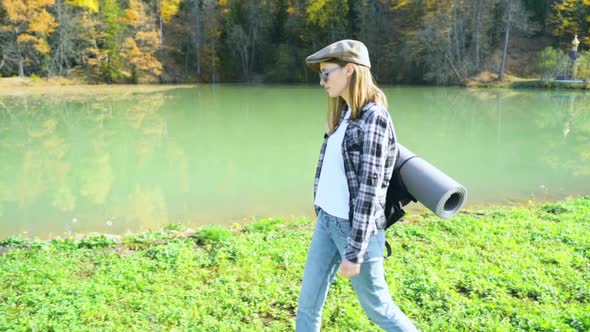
0, 198, 589, 331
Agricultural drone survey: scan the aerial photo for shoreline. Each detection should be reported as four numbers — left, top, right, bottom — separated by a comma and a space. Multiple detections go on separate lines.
2, 75, 589, 93
0, 195, 583, 244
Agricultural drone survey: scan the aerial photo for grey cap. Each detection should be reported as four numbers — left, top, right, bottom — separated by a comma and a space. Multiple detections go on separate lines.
305, 39, 371, 72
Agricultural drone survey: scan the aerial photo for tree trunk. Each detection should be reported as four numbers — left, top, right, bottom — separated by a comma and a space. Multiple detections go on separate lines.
159, 13, 164, 51
474, 0, 481, 69
195, 5, 201, 77
16, 40, 24, 77
453, 2, 461, 64
249, 27, 257, 81
156, 0, 163, 51
56, 0, 63, 76
211, 35, 215, 83
499, 0, 512, 81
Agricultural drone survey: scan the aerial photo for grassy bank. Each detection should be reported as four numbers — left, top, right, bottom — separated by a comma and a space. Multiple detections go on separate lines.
509, 80, 590, 90
1, 198, 589, 331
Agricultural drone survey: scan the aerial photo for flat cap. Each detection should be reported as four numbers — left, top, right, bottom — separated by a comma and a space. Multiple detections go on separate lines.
305, 39, 371, 72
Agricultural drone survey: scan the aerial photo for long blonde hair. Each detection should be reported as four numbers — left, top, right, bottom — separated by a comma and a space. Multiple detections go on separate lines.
327, 62, 388, 133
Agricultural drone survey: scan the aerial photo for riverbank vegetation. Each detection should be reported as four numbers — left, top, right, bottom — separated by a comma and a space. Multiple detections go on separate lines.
1, 1, 590, 85
1, 197, 588, 331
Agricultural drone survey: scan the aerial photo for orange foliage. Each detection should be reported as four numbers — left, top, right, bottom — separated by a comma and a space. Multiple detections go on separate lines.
28, 9, 58, 36
121, 32, 163, 76
1, 0, 57, 55
123, 0, 144, 28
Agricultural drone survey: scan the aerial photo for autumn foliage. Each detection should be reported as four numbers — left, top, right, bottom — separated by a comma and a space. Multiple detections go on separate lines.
0, 0, 589, 84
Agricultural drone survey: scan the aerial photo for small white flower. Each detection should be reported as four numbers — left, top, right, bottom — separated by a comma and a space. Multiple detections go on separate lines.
72, 217, 78, 223
106, 220, 113, 226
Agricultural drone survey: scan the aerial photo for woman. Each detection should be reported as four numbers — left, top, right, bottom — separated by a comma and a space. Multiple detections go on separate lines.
296, 40, 418, 332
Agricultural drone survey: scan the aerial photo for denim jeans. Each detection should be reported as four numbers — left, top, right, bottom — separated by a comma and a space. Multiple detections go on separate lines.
296, 209, 419, 332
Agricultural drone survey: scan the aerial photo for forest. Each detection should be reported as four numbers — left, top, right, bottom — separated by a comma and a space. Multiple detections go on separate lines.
1, 0, 589, 84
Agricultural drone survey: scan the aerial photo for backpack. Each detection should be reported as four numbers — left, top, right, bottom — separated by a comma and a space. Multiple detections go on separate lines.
382, 148, 418, 258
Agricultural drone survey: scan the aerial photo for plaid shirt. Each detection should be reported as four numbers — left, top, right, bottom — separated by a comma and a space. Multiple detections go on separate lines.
314, 102, 398, 264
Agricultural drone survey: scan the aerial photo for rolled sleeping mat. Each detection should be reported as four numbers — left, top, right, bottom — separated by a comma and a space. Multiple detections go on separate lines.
396, 144, 467, 219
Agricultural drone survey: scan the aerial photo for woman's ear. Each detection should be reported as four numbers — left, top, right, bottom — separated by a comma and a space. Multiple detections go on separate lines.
345, 64, 355, 77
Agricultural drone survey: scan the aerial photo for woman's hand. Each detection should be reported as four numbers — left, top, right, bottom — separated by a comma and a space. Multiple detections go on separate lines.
339, 259, 361, 278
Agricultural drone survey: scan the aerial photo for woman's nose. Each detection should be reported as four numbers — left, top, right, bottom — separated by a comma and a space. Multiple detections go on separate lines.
320, 79, 326, 86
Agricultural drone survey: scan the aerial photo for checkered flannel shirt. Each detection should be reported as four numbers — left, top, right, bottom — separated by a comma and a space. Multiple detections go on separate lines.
314, 102, 398, 264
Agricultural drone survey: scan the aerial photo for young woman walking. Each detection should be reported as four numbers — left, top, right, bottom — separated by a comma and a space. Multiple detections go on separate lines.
296, 40, 419, 332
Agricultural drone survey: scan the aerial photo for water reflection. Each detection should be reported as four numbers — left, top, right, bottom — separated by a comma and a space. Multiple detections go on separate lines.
0, 86, 589, 239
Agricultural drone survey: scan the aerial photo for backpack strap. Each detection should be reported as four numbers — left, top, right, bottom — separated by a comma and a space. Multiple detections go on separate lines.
385, 241, 393, 258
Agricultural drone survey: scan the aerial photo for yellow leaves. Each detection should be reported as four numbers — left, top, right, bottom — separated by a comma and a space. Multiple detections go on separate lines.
123, 0, 143, 27
3, 0, 56, 54
3, 0, 56, 24
160, 0, 181, 22
584, 0, 590, 6
121, 32, 163, 76
29, 0, 55, 8
3, 0, 27, 22
306, 0, 347, 28
135, 31, 159, 49
28, 9, 58, 36
122, 37, 142, 58
391, 0, 412, 11
66, 0, 99, 13
35, 39, 50, 53
17, 33, 37, 44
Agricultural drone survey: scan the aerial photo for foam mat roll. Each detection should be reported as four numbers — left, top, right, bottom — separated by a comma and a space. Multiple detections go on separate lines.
396, 144, 467, 219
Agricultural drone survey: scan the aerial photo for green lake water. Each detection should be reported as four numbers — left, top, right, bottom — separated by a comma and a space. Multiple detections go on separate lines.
1, 85, 589, 238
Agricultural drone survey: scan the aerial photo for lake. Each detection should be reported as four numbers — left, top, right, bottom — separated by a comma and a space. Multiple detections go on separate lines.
1, 85, 589, 238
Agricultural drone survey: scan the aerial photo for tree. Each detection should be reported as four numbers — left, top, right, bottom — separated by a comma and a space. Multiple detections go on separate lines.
156, 0, 181, 50
578, 50, 590, 82
47, 0, 80, 76
550, 0, 589, 44
533, 46, 566, 80
304, 0, 349, 43
498, 0, 537, 81
120, 31, 163, 81
65, 0, 100, 81
224, 0, 271, 81
120, 0, 163, 82
0, 0, 58, 76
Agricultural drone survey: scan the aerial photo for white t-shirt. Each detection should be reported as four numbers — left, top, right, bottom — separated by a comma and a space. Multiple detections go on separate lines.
314, 108, 351, 219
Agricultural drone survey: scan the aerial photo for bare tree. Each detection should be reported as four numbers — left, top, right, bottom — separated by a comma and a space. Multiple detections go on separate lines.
498, 0, 537, 81
48, 0, 80, 77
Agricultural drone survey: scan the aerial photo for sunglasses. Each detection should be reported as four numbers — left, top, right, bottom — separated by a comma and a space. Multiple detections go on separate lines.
319, 66, 342, 82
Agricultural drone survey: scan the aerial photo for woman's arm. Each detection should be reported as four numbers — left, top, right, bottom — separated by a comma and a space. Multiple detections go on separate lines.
344, 108, 392, 264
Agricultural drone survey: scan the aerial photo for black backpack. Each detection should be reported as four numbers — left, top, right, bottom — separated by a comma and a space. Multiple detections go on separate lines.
383, 149, 418, 257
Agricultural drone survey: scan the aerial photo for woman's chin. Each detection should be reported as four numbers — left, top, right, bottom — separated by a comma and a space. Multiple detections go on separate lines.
326, 90, 339, 98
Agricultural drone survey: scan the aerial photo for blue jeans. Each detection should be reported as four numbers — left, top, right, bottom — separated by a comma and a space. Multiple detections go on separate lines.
296, 209, 419, 332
